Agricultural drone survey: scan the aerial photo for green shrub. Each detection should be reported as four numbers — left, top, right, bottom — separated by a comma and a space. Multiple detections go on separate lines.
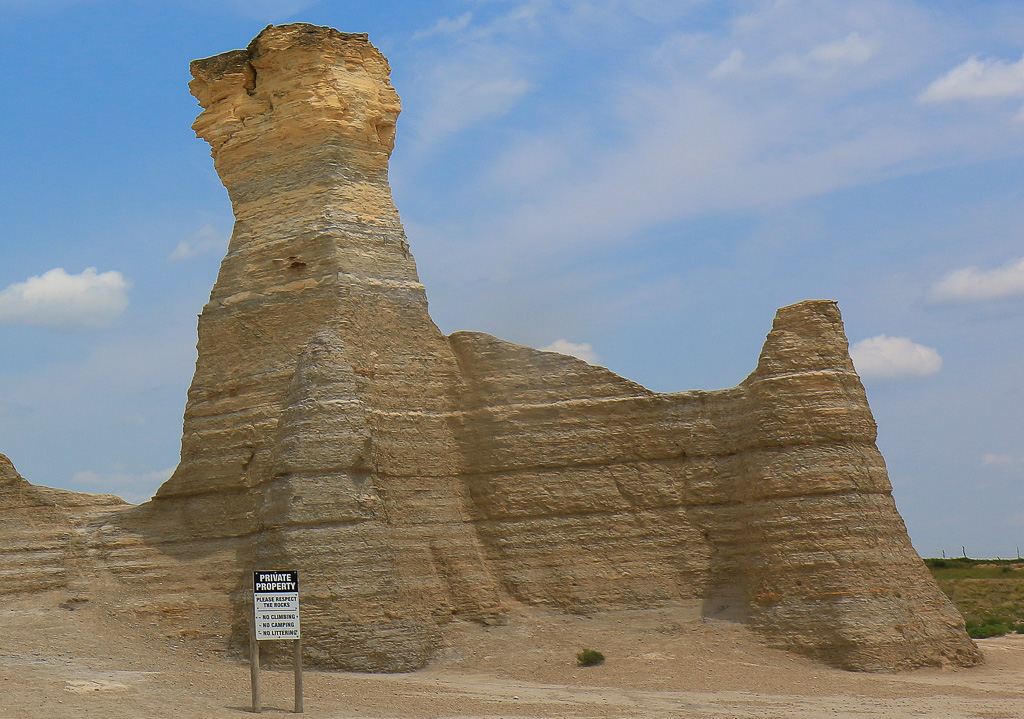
966, 617, 1011, 639
576, 648, 605, 666
1011, 622, 1024, 634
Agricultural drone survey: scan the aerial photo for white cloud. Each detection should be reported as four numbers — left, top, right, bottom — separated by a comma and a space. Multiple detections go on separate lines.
712, 32, 878, 80
540, 338, 599, 364
411, 60, 531, 147
920, 54, 1024, 103
428, 3, 969, 267
0, 267, 130, 329
412, 12, 473, 40
69, 466, 174, 504
405, 5, 545, 148
397, 0, 1024, 342
475, 80, 931, 259
168, 223, 228, 261
808, 32, 877, 66
929, 257, 1024, 302
849, 335, 942, 379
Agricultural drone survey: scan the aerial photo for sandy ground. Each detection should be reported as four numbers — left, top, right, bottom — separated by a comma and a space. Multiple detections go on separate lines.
1, 591, 1022, 719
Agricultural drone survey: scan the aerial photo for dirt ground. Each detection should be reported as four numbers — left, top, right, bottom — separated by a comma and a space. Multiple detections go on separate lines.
2, 591, 1022, 719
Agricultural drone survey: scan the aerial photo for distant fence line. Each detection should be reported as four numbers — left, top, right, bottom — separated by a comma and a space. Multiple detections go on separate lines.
934, 546, 1022, 560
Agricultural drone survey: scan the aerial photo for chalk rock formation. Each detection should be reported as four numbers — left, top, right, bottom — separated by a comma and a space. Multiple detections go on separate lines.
0, 454, 124, 595
159, 23, 502, 671
447, 303, 978, 670
1, 23, 979, 674
140, 23, 978, 672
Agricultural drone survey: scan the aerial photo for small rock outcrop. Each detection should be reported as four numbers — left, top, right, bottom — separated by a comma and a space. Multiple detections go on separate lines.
0, 23, 980, 673
0, 454, 124, 595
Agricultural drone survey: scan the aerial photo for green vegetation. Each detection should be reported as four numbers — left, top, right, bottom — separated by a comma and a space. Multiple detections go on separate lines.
925, 557, 1024, 638
965, 617, 1011, 639
576, 649, 605, 666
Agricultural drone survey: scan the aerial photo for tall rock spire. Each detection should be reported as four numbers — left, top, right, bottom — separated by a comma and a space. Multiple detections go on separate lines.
736, 301, 979, 669
161, 24, 503, 669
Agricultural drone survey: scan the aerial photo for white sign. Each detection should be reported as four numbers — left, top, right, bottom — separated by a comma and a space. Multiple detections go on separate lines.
254, 570, 300, 641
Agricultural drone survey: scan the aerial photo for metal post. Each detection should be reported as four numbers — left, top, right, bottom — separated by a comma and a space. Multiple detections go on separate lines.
294, 638, 303, 713
251, 622, 261, 713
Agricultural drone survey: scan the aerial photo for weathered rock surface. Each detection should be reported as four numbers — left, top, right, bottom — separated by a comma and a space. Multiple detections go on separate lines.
1, 23, 979, 673
0, 454, 124, 595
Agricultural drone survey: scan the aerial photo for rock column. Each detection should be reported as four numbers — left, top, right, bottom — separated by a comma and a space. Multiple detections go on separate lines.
162, 24, 501, 669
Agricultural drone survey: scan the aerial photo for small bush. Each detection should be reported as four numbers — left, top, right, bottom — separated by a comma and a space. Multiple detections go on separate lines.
576, 648, 605, 666
966, 618, 1011, 639
1011, 622, 1024, 634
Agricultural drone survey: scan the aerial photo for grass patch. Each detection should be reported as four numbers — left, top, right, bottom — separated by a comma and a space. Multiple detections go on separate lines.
925, 558, 1024, 638
576, 649, 605, 666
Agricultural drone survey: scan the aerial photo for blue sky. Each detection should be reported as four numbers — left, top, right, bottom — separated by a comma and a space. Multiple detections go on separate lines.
1, 0, 1022, 558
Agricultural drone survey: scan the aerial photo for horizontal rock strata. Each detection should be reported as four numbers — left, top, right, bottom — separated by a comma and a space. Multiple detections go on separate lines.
160, 23, 503, 671
447, 302, 978, 670
1, 22, 980, 674
0, 454, 124, 595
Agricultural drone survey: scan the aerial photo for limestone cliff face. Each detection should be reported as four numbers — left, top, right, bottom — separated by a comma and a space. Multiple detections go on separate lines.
1, 23, 980, 674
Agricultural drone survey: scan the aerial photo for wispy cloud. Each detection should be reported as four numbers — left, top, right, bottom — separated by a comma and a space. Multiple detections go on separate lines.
0, 267, 130, 329
850, 335, 942, 379
540, 338, 599, 364
406, 7, 535, 148
920, 54, 1024, 102
712, 32, 879, 80
408, 1, 999, 274
169, 223, 228, 261
0, 330, 197, 417
809, 32, 878, 66
413, 62, 531, 147
930, 257, 1024, 302
478, 81, 928, 257
412, 11, 473, 41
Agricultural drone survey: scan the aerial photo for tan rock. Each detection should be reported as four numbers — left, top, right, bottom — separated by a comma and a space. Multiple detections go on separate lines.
0, 454, 124, 595
0, 22, 980, 673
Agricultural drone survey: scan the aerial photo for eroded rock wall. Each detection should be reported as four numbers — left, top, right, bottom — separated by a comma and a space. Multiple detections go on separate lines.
448, 302, 977, 670
0, 454, 124, 595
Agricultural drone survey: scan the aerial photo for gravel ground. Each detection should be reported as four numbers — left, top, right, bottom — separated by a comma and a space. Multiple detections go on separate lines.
1, 591, 1021, 719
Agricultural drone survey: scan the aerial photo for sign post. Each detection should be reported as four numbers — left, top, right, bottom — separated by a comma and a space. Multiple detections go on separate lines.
252, 570, 302, 713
